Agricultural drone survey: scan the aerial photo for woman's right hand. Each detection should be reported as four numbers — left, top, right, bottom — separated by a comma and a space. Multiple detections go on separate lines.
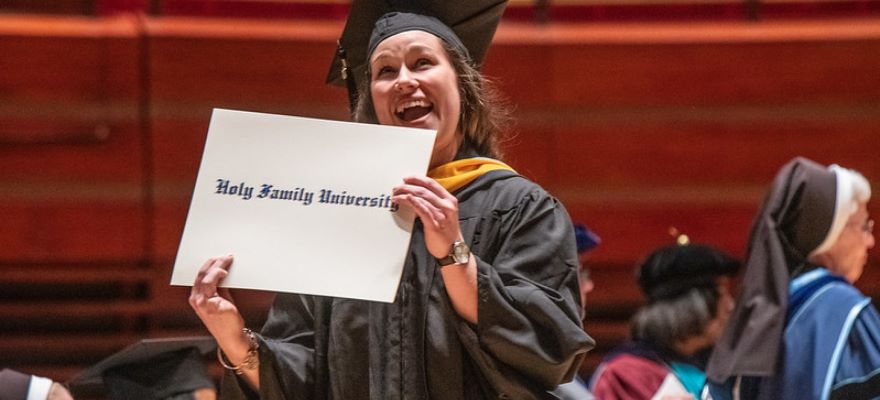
189, 255, 260, 389
189, 255, 246, 345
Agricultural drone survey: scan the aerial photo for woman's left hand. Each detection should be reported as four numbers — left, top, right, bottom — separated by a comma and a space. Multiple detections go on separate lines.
395, 175, 478, 323
393, 175, 461, 258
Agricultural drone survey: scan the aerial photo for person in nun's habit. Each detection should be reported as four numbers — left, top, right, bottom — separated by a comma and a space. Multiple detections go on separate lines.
188, 1, 594, 399
704, 157, 878, 400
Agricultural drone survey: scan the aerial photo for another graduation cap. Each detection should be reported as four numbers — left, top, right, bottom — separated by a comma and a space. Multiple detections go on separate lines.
327, 0, 508, 113
636, 243, 740, 303
68, 336, 216, 400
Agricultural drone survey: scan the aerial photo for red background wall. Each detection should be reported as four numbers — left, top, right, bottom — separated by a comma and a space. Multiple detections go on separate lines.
1, 10, 879, 393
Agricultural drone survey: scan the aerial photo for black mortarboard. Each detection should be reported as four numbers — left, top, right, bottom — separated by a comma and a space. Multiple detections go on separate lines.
327, 0, 508, 112
68, 336, 216, 400
636, 243, 740, 303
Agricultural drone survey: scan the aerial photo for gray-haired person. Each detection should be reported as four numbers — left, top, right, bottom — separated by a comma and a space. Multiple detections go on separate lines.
705, 157, 877, 399
590, 243, 740, 400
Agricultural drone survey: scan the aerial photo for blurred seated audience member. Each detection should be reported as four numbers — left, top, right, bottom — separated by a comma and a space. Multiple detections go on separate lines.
590, 241, 740, 400
704, 158, 877, 400
0, 369, 74, 400
100, 347, 216, 400
67, 337, 217, 400
555, 223, 601, 399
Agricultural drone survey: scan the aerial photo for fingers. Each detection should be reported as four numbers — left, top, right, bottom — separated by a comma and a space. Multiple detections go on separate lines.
393, 176, 463, 259
202, 260, 230, 287
218, 286, 234, 301
393, 184, 442, 207
393, 176, 458, 214
402, 175, 454, 200
198, 254, 232, 284
394, 193, 446, 228
413, 196, 446, 225
393, 189, 450, 229
188, 256, 246, 346
190, 255, 234, 310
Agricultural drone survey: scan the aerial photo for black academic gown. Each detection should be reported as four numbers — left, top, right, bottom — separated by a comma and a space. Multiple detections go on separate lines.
220, 169, 595, 400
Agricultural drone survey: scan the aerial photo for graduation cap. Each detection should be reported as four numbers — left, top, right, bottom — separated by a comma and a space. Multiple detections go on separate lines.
636, 244, 740, 303
327, 0, 508, 113
68, 336, 216, 400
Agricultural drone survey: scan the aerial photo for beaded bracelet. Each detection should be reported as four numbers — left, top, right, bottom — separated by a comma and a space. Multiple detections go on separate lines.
217, 328, 260, 375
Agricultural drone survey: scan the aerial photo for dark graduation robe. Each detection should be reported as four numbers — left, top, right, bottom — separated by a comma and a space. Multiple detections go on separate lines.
220, 169, 595, 400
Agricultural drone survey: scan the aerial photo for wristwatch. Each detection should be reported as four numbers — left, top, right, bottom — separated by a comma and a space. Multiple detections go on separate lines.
437, 240, 471, 267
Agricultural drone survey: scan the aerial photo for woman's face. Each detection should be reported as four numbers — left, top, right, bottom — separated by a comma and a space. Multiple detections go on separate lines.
676, 276, 736, 356
822, 202, 874, 283
369, 30, 462, 169
705, 276, 735, 343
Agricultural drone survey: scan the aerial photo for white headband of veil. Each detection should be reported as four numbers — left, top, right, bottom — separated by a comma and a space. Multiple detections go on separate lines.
810, 164, 872, 256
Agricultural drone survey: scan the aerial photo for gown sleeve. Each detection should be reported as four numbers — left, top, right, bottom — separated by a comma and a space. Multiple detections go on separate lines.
454, 183, 595, 396
220, 293, 318, 400
830, 303, 880, 399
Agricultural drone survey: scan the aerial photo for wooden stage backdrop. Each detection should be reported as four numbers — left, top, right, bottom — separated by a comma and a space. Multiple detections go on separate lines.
1, 13, 879, 393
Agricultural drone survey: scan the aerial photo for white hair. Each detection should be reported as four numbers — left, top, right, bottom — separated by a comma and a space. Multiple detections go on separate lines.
810, 165, 872, 256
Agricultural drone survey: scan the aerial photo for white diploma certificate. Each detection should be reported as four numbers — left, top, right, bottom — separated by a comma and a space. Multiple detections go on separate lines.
170, 108, 436, 303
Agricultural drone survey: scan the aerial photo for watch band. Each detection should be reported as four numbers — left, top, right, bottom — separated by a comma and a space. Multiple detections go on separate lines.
436, 254, 458, 267
436, 240, 470, 267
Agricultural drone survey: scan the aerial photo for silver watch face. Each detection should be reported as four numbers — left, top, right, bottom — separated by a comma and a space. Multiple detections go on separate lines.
452, 242, 470, 264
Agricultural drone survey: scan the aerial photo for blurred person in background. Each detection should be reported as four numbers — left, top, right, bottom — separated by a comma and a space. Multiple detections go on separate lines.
705, 157, 878, 399
555, 223, 601, 400
590, 240, 740, 400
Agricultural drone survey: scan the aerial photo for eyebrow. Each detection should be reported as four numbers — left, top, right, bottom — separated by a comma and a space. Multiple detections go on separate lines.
370, 43, 437, 67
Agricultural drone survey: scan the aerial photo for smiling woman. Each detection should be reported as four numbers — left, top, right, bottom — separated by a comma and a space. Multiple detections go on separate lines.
367, 30, 462, 169
190, 4, 595, 400
353, 16, 510, 168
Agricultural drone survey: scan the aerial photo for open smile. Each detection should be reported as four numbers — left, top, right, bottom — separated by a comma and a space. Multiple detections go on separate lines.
395, 99, 433, 122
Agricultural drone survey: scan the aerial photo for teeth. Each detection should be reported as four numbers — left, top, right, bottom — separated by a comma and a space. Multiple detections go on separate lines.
395, 99, 430, 114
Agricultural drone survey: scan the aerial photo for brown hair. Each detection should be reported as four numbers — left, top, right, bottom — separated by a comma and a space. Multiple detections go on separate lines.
354, 41, 510, 160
